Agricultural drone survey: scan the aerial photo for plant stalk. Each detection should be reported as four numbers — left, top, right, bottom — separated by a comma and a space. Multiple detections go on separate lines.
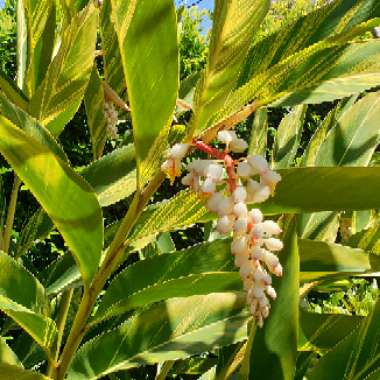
3, 176, 21, 254
56, 172, 165, 380
47, 288, 74, 378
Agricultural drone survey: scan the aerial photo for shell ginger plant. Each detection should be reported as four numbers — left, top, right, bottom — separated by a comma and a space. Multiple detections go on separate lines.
0, 0, 380, 379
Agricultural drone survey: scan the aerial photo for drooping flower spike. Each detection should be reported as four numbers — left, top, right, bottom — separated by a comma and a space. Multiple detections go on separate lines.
161, 131, 282, 327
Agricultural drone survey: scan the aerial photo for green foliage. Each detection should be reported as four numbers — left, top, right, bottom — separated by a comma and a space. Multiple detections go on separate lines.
0, 1, 379, 379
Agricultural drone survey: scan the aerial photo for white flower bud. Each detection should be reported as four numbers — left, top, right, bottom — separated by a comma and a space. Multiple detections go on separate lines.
266, 286, 277, 300
218, 196, 234, 216
261, 220, 282, 236
233, 186, 247, 203
249, 284, 266, 300
264, 238, 283, 251
231, 236, 248, 255
169, 143, 189, 159
261, 169, 281, 187
216, 215, 234, 234
239, 264, 252, 278
235, 252, 250, 267
230, 138, 248, 153
249, 184, 271, 204
237, 162, 253, 177
251, 224, 263, 239
181, 172, 193, 186
206, 192, 224, 213
261, 305, 270, 319
247, 155, 269, 174
206, 163, 224, 180
246, 179, 260, 194
161, 159, 172, 173
249, 209, 263, 224
234, 218, 248, 234
233, 202, 248, 218
250, 246, 264, 260
201, 178, 216, 194
217, 130, 237, 144
273, 264, 283, 277
252, 269, 272, 285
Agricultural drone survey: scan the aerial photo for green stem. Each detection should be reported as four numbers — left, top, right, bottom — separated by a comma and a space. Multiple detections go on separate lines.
47, 289, 74, 378
55, 173, 164, 380
3, 176, 21, 254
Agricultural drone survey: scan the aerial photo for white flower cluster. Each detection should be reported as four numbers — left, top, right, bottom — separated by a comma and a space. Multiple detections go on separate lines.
161, 131, 283, 326
104, 101, 119, 139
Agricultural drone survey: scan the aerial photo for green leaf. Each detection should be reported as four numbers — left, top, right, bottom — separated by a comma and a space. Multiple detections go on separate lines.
248, 216, 299, 380
240, 0, 380, 84
100, 0, 126, 97
44, 254, 80, 296
299, 310, 362, 352
23, 0, 56, 97
0, 71, 28, 111
129, 190, 208, 250
111, 0, 178, 186
0, 339, 22, 367
84, 66, 107, 159
191, 0, 270, 134
348, 215, 380, 254
0, 115, 103, 286
93, 238, 238, 324
308, 301, 380, 380
81, 144, 136, 207
15, 208, 54, 259
68, 293, 250, 380
298, 211, 340, 242
29, 4, 98, 136
300, 92, 380, 241
272, 105, 307, 169
0, 252, 57, 354
316, 92, 380, 166
261, 167, 380, 214
218, 36, 380, 126
0, 93, 68, 162
0, 364, 50, 380
299, 239, 380, 281
248, 107, 267, 156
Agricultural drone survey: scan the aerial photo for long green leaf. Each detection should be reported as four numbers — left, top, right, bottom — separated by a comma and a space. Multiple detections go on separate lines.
262, 167, 380, 214
273, 105, 307, 169
93, 238, 238, 324
0, 364, 50, 380
218, 36, 380, 128
299, 310, 362, 352
316, 91, 380, 166
81, 144, 136, 207
23, 0, 56, 97
84, 66, 107, 159
0, 115, 103, 286
29, 3, 97, 136
248, 216, 299, 380
68, 293, 250, 380
100, 0, 126, 97
240, 0, 380, 84
299, 239, 380, 281
0, 71, 28, 111
308, 301, 380, 380
248, 107, 267, 156
0, 252, 57, 354
191, 0, 270, 134
129, 190, 208, 250
111, 0, 178, 186
300, 92, 380, 241
0, 339, 22, 367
